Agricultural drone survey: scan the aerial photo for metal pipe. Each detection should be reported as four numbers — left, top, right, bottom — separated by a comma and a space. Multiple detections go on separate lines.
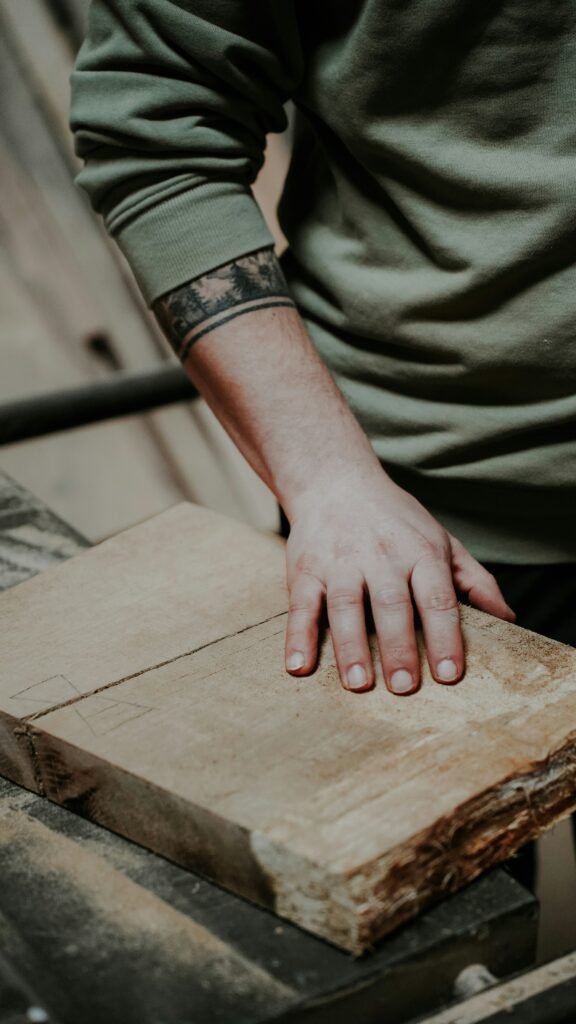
0, 366, 198, 446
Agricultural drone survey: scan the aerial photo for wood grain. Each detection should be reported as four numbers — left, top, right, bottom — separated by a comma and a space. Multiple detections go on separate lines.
0, 501, 575, 952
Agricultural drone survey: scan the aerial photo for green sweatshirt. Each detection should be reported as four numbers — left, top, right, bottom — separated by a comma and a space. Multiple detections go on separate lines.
71, 1, 576, 564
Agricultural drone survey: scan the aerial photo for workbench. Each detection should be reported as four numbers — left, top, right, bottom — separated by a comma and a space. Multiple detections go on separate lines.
0, 472, 544, 1024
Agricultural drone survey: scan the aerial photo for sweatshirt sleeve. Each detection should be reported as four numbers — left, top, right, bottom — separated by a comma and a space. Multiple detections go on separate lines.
70, 1, 303, 305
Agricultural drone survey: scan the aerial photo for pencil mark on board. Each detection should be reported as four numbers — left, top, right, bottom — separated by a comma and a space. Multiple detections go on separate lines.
74, 696, 154, 736
12, 675, 82, 715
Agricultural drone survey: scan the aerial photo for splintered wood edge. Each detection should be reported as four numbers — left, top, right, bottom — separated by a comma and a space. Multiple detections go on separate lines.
347, 728, 576, 952
250, 728, 576, 953
13, 719, 576, 955
0, 710, 42, 793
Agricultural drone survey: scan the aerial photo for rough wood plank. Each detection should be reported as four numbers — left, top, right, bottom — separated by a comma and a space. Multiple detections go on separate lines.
0, 502, 574, 952
0, 473, 540, 1022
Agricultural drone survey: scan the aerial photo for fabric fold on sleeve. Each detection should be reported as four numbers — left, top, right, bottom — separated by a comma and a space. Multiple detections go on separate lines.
70, 0, 302, 304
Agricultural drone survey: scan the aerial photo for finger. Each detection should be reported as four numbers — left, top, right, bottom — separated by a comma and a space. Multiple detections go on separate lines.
410, 555, 464, 685
285, 572, 324, 676
450, 536, 516, 621
367, 570, 420, 696
326, 570, 374, 692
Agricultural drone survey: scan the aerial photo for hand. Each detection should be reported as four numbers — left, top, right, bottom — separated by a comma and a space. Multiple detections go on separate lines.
284, 471, 516, 694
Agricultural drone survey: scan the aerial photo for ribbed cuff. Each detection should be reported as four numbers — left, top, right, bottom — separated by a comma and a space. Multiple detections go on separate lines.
110, 181, 275, 306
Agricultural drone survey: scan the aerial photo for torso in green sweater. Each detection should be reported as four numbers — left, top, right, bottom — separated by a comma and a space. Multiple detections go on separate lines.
72, 0, 576, 563
279, 0, 576, 562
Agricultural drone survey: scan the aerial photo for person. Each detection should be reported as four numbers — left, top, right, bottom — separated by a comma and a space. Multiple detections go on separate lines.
70, 1, 576, 696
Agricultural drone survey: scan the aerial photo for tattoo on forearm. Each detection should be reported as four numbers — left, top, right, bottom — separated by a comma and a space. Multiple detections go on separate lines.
154, 248, 295, 362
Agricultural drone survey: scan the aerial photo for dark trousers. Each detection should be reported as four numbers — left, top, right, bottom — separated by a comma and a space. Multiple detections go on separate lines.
483, 562, 576, 648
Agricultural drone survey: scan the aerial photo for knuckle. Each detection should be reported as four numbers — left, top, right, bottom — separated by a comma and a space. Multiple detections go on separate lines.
420, 590, 458, 612
469, 565, 495, 587
286, 613, 313, 631
333, 539, 356, 559
414, 532, 450, 563
286, 589, 317, 610
375, 537, 391, 557
284, 602, 313, 618
290, 563, 322, 588
371, 585, 410, 610
381, 645, 416, 667
327, 588, 362, 612
483, 570, 498, 588
286, 619, 315, 642
293, 557, 319, 581
415, 538, 442, 560
289, 576, 323, 603
335, 635, 363, 657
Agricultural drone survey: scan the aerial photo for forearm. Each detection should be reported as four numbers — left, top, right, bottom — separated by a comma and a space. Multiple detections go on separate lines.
154, 248, 384, 520
154, 246, 513, 694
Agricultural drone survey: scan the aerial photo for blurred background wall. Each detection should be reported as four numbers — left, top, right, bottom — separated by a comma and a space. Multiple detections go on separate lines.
0, 0, 291, 540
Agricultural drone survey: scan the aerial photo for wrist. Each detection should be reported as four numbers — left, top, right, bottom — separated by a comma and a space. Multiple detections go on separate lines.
281, 450, 394, 523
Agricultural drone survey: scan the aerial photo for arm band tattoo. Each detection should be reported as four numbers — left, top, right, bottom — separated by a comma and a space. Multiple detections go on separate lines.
154, 247, 295, 362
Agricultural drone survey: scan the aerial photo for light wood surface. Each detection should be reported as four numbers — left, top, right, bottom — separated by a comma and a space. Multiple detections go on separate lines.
1, 502, 575, 953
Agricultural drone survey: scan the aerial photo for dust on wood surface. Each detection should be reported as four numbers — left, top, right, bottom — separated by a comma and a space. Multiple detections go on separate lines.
0, 793, 291, 1024
1, 501, 575, 953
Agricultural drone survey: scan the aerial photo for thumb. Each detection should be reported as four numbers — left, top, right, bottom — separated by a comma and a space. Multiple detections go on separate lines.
449, 535, 516, 622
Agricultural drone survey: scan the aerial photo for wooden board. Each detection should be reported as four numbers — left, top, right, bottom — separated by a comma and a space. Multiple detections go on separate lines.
0, 502, 575, 953
0, 471, 540, 1023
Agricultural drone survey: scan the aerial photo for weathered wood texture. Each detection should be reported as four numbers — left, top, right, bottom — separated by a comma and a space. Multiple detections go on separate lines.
0, 502, 574, 953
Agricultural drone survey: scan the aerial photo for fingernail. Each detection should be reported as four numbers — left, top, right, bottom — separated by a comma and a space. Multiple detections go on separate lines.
390, 670, 414, 694
286, 652, 305, 671
437, 658, 459, 682
347, 664, 367, 690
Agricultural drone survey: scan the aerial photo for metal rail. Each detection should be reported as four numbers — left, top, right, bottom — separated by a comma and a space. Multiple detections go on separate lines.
0, 366, 198, 445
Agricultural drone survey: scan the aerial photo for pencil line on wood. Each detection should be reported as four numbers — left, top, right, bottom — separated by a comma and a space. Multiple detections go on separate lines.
23, 611, 287, 723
